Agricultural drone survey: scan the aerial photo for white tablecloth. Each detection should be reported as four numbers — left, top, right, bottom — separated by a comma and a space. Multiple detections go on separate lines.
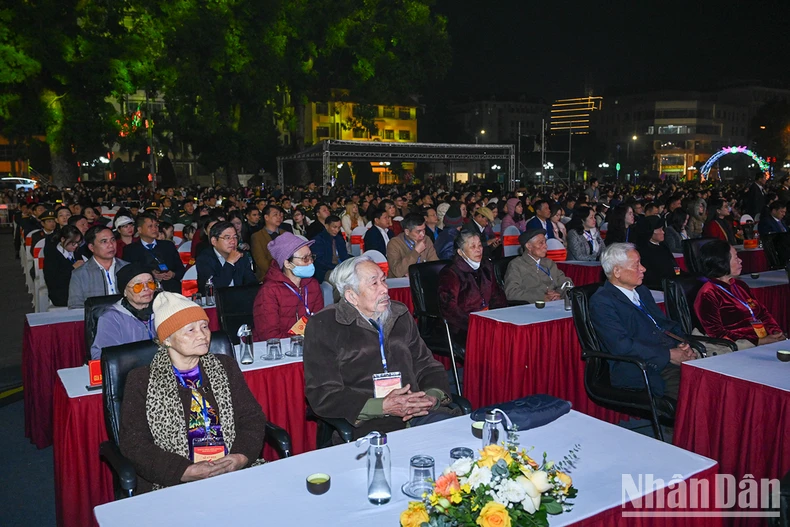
475, 290, 664, 326
685, 341, 790, 393
26, 305, 220, 327
561, 260, 602, 267
737, 269, 788, 289
93, 410, 716, 526
58, 336, 301, 399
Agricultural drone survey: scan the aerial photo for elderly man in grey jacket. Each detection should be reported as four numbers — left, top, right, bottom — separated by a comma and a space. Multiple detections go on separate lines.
68, 225, 129, 308
504, 228, 572, 304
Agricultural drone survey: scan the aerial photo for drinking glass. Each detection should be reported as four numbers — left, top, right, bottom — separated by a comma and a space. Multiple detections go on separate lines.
450, 447, 474, 462
406, 455, 435, 497
286, 335, 304, 357
262, 338, 283, 361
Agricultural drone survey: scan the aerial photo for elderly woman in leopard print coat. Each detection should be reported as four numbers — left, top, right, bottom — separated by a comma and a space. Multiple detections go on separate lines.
119, 292, 266, 493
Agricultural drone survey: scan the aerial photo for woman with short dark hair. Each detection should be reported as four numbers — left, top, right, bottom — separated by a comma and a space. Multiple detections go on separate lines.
43, 225, 84, 307
664, 209, 689, 254
694, 240, 785, 348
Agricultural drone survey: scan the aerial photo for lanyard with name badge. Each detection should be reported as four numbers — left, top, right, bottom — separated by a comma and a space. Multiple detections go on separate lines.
172, 367, 226, 462
712, 282, 768, 338
369, 318, 402, 398
284, 283, 312, 335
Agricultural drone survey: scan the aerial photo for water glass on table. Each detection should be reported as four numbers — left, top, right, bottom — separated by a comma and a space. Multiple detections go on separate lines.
262, 338, 283, 361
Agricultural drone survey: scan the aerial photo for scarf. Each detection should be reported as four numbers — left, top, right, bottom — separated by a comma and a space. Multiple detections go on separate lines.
145, 349, 236, 490
122, 297, 154, 321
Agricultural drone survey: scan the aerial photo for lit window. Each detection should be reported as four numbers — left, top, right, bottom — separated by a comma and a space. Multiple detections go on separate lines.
398, 130, 411, 140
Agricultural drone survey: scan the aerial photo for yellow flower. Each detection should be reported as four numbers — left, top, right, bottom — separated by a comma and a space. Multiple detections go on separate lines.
477, 445, 514, 469
476, 501, 512, 527
400, 502, 429, 527
556, 471, 573, 492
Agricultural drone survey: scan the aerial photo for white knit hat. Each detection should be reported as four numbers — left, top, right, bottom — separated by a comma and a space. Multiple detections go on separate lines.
153, 292, 209, 341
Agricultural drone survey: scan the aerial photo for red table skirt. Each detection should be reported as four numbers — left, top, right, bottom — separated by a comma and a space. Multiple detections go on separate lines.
674, 365, 790, 527
556, 262, 603, 287
572, 465, 721, 527
53, 362, 314, 527
737, 249, 769, 274
24, 309, 220, 449
752, 283, 790, 335
464, 315, 629, 423
389, 286, 414, 313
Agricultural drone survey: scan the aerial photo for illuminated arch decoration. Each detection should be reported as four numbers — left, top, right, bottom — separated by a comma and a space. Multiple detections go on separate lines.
700, 146, 770, 180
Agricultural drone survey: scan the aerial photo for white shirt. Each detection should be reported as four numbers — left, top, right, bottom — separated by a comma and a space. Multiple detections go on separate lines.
95, 258, 118, 294
614, 284, 640, 306
142, 238, 157, 250
376, 225, 390, 247
57, 243, 74, 261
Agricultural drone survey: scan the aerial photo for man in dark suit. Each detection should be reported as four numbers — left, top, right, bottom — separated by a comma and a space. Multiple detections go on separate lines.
743, 173, 767, 219
757, 200, 787, 237
363, 208, 393, 256
122, 212, 186, 293
195, 220, 257, 295
311, 215, 350, 283
590, 242, 696, 400
525, 199, 555, 239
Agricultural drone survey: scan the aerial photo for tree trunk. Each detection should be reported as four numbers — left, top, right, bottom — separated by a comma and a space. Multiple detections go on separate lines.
50, 147, 75, 187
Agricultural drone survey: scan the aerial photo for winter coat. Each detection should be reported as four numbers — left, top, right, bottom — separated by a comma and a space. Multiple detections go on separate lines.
252, 264, 323, 341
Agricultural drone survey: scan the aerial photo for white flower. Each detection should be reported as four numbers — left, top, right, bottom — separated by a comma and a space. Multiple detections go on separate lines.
466, 465, 493, 490
520, 494, 542, 514
444, 457, 474, 478
496, 479, 527, 504
529, 470, 552, 493
516, 475, 541, 498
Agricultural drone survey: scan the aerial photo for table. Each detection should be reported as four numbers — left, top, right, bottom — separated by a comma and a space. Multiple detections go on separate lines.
740, 271, 790, 335
556, 260, 604, 286
735, 246, 770, 274
464, 291, 665, 424
674, 342, 790, 526
53, 338, 314, 527
386, 277, 414, 313
93, 411, 719, 526
23, 306, 219, 449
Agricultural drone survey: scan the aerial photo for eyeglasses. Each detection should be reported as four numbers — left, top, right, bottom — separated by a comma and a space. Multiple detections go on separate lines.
218, 235, 239, 242
130, 280, 157, 294
291, 254, 315, 263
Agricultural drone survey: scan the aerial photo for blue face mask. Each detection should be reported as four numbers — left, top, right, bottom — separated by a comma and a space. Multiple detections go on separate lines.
292, 263, 315, 278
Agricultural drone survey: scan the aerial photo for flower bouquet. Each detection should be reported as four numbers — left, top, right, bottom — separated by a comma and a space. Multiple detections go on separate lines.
400, 444, 579, 527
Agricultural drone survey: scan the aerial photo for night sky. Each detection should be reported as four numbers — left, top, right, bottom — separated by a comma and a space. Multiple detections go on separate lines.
433, 0, 790, 101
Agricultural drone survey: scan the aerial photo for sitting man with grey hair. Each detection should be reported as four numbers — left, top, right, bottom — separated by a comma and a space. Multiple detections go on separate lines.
304, 255, 457, 441
589, 242, 696, 400
504, 227, 572, 304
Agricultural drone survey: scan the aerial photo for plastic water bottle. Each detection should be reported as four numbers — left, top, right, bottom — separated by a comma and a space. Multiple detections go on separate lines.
237, 324, 254, 364
356, 431, 391, 505
205, 276, 215, 306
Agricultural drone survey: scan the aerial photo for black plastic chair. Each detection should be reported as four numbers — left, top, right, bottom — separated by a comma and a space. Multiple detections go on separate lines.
216, 283, 261, 345
310, 393, 474, 449
492, 255, 517, 291
99, 330, 292, 498
408, 260, 465, 393
84, 294, 123, 363
681, 237, 716, 275
763, 232, 790, 270
662, 277, 737, 354
569, 284, 676, 442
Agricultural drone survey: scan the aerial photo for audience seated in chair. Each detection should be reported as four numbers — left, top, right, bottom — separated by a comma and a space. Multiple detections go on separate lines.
119, 293, 267, 493
590, 243, 696, 400
386, 212, 439, 278
304, 256, 459, 443
504, 228, 572, 304
68, 225, 129, 309
195, 221, 257, 295
438, 230, 506, 347
311, 214, 350, 283
693, 240, 786, 350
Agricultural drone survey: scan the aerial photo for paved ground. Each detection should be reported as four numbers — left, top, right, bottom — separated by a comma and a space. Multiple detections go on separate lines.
1, 231, 55, 525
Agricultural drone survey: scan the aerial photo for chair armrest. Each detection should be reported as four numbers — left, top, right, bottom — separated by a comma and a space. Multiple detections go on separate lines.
450, 394, 473, 415
689, 335, 737, 351
582, 350, 648, 371
99, 441, 137, 496
318, 416, 355, 443
264, 422, 293, 458
685, 338, 707, 358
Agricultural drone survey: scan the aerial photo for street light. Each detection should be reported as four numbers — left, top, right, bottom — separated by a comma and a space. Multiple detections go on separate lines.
598, 163, 609, 168
475, 129, 486, 144
627, 135, 638, 160
491, 164, 501, 170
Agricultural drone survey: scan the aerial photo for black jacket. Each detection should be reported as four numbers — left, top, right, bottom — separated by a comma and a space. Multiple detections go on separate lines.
363, 226, 390, 256
195, 247, 258, 294
637, 241, 686, 290
122, 239, 186, 293
43, 240, 75, 307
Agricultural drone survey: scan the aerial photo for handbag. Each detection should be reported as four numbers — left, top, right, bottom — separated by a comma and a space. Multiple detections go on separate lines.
470, 394, 571, 431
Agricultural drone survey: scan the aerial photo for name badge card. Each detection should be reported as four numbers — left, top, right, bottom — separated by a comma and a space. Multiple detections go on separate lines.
372, 371, 402, 398
287, 316, 309, 336
193, 437, 226, 463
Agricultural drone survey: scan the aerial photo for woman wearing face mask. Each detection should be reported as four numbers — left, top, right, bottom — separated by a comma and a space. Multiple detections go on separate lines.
90, 263, 158, 360
252, 232, 324, 341
437, 230, 507, 347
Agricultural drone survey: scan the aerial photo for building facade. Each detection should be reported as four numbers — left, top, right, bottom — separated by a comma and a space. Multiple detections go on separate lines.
550, 96, 603, 135
449, 95, 549, 145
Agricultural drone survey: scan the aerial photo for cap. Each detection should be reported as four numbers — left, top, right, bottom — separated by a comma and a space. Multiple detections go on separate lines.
116, 263, 152, 294
144, 200, 160, 211
268, 232, 315, 269
114, 215, 134, 229
38, 209, 56, 221
443, 204, 464, 228
476, 207, 494, 222
519, 227, 546, 246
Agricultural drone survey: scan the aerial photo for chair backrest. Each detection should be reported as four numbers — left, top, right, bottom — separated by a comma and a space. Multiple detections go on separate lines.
101, 330, 233, 446
320, 281, 335, 307
172, 223, 185, 239
84, 294, 123, 363
764, 232, 790, 269
178, 240, 192, 253
502, 225, 521, 257
492, 255, 517, 290
408, 260, 451, 318
183, 265, 198, 280
350, 225, 367, 256
682, 237, 716, 275
662, 276, 708, 335
215, 284, 261, 344
569, 283, 604, 357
